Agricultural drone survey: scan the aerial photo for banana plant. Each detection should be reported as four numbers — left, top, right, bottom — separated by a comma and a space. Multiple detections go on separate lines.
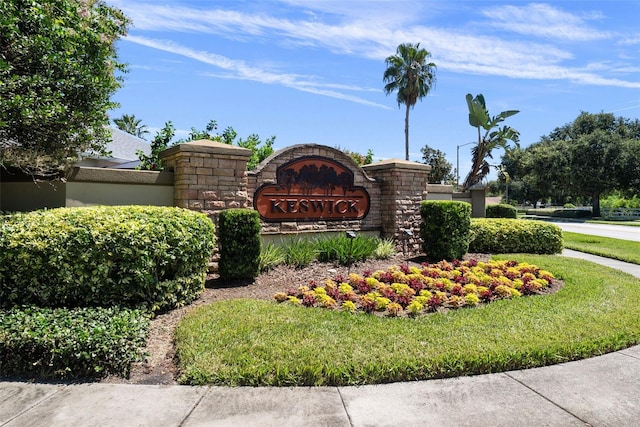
461, 93, 520, 191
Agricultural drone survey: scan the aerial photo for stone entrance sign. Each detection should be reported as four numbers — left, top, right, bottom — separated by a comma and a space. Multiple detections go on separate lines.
253, 156, 370, 222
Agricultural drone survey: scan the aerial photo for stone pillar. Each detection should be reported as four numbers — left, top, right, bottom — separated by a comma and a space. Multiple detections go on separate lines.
160, 139, 252, 220
469, 184, 487, 218
160, 140, 252, 272
362, 159, 431, 253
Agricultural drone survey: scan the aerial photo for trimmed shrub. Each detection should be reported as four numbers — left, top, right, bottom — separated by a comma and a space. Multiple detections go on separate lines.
486, 204, 517, 219
0, 206, 215, 312
469, 219, 563, 254
218, 208, 261, 280
0, 306, 149, 379
420, 201, 471, 261
525, 208, 591, 219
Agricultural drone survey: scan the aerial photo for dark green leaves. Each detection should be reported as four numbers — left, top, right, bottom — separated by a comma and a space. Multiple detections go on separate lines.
461, 93, 520, 191
0, 306, 149, 379
0, 0, 130, 177
420, 201, 471, 261
466, 93, 489, 128
0, 206, 215, 313
218, 208, 261, 280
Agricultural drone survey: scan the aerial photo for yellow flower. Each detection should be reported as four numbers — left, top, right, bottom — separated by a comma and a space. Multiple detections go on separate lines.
406, 300, 423, 315
465, 293, 480, 305
339, 283, 353, 294
386, 302, 402, 316
494, 285, 512, 298
419, 290, 433, 298
342, 300, 357, 312
376, 297, 391, 310
462, 284, 478, 295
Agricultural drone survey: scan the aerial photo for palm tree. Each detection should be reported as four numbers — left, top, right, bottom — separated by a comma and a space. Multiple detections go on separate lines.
383, 43, 437, 161
461, 94, 519, 191
113, 114, 149, 139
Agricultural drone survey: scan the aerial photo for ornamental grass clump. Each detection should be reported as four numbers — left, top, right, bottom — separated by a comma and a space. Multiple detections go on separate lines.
274, 259, 556, 317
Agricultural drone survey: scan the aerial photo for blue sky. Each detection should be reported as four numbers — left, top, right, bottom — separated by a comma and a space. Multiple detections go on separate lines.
108, 0, 640, 180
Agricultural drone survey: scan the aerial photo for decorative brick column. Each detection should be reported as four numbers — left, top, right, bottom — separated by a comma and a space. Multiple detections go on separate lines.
160, 140, 251, 272
362, 159, 431, 253
160, 140, 251, 221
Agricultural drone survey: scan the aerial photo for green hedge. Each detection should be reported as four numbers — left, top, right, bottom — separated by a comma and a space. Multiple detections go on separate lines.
0, 206, 215, 312
218, 208, 261, 280
0, 306, 149, 379
469, 219, 563, 254
420, 201, 471, 261
525, 208, 591, 219
486, 204, 517, 219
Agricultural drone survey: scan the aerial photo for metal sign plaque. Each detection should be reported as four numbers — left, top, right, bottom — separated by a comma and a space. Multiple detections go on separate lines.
253, 156, 370, 222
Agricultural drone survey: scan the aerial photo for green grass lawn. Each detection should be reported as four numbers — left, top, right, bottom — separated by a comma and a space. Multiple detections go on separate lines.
175, 255, 640, 386
563, 232, 640, 265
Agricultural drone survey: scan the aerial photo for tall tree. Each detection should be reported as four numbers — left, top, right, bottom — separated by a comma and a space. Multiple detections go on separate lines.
461, 94, 519, 191
136, 121, 175, 171
0, 0, 129, 178
137, 119, 275, 171
420, 145, 454, 184
537, 112, 635, 216
184, 120, 275, 169
338, 147, 375, 166
383, 43, 436, 161
113, 114, 149, 139
505, 112, 640, 215
619, 138, 640, 197
237, 134, 276, 170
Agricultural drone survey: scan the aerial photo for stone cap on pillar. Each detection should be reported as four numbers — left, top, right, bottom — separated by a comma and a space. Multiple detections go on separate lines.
160, 139, 252, 159
362, 158, 432, 173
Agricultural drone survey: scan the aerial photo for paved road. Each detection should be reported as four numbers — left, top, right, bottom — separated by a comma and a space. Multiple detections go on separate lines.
551, 221, 640, 242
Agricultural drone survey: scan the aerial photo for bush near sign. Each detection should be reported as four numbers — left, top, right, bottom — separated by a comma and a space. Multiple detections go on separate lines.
253, 156, 371, 222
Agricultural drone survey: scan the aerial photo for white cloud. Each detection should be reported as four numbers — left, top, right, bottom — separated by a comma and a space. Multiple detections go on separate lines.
115, 1, 640, 96
124, 35, 391, 109
482, 3, 611, 41
618, 35, 640, 46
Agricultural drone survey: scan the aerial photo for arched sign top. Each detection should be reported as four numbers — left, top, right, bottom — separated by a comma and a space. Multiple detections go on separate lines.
253, 155, 370, 222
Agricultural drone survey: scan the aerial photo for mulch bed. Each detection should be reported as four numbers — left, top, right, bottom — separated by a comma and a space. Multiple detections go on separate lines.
103, 253, 563, 385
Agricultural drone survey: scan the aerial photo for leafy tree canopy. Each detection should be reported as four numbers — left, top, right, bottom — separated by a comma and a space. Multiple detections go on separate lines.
0, 0, 129, 178
338, 147, 374, 166
136, 121, 175, 171
420, 145, 454, 184
502, 112, 640, 215
136, 119, 275, 171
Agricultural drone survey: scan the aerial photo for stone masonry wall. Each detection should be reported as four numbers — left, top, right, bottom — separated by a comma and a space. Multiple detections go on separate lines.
160, 140, 251, 272
160, 140, 251, 223
362, 159, 431, 253
161, 141, 432, 269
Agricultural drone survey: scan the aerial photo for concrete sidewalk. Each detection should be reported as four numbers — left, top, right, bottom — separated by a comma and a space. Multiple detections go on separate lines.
562, 249, 640, 278
2, 251, 640, 426
2, 345, 640, 426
